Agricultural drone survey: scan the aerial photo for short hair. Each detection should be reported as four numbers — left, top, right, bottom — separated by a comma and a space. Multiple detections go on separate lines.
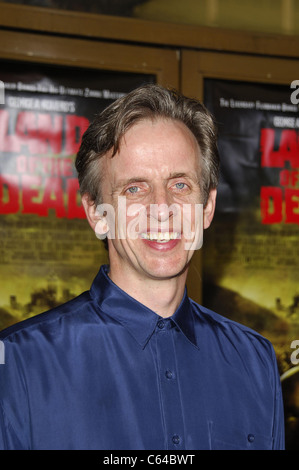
75, 83, 219, 206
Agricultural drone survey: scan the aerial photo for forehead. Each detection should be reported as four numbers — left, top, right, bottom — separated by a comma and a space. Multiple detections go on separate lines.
104, 118, 201, 179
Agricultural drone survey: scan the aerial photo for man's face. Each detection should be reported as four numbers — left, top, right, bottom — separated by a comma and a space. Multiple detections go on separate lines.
93, 118, 214, 283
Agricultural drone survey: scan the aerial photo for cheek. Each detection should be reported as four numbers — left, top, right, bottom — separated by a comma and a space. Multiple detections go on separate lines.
127, 206, 148, 239
115, 201, 148, 240
181, 204, 203, 241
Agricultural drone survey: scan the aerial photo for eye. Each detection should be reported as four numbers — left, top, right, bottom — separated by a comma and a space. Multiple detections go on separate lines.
171, 181, 191, 195
126, 186, 140, 194
175, 182, 186, 190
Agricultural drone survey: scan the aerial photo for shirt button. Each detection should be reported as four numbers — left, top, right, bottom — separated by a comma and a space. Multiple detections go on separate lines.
247, 434, 255, 443
165, 370, 173, 379
157, 320, 165, 329
172, 435, 180, 445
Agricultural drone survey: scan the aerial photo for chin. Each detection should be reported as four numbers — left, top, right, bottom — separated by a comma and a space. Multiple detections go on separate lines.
142, 258, 190, 281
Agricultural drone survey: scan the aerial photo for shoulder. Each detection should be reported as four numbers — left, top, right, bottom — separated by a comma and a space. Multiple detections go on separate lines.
191, 298, 270, 339
0, 291, 92, 342
190, 299, 276, 363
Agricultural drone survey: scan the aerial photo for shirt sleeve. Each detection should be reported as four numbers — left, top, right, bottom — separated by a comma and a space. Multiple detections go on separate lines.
0, 400, 25, 450
270, 345, 285, 450
0, 338, 30, 450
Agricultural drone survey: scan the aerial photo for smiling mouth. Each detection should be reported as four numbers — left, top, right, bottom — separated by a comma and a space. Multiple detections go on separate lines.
140, 232, 180, 243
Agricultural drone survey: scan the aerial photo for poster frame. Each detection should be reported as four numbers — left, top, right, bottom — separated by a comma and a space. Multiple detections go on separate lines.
1, 2, 299, 59
181, 50, 299, 100
0, 28, 183, 318
0, 29, 179, 90
180, 50, 299, 303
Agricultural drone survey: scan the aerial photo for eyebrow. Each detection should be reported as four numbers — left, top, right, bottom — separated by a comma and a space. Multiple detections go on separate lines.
168, 172, 191, 179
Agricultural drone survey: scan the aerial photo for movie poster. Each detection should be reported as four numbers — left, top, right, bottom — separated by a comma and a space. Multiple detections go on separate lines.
0, 61, 154, 331
204, 78, 299, 449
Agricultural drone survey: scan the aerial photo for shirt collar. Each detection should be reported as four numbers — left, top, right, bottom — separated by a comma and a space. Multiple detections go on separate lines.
90, 265, 198, 350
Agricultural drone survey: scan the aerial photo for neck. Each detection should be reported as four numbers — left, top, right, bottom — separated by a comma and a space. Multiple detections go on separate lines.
108, 266, 188, 318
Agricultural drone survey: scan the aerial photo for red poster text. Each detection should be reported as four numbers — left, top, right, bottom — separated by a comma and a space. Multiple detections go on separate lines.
260, 128, 299, 224
0, 110, 89, 218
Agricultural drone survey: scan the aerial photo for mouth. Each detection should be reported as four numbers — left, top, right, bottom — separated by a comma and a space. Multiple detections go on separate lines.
140, 231, 181, 243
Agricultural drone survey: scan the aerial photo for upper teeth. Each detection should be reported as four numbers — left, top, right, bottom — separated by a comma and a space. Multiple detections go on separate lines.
141, 232, 180, 241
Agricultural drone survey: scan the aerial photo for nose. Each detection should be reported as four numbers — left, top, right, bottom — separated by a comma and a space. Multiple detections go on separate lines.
148, 186, 178, 223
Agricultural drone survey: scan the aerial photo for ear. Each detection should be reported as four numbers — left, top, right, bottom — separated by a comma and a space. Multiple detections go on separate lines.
81, 193, 99, 231
82, 194, 110, 239
203, 188, 217, 229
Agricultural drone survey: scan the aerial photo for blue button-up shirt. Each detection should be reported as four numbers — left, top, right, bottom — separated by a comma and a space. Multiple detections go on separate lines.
0, 265, 284, 450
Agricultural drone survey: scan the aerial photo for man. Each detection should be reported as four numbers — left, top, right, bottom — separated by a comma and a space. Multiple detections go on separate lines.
0, 84, 284, 450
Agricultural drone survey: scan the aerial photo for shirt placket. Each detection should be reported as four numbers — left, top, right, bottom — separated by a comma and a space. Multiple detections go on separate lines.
155, 318, 185, 450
